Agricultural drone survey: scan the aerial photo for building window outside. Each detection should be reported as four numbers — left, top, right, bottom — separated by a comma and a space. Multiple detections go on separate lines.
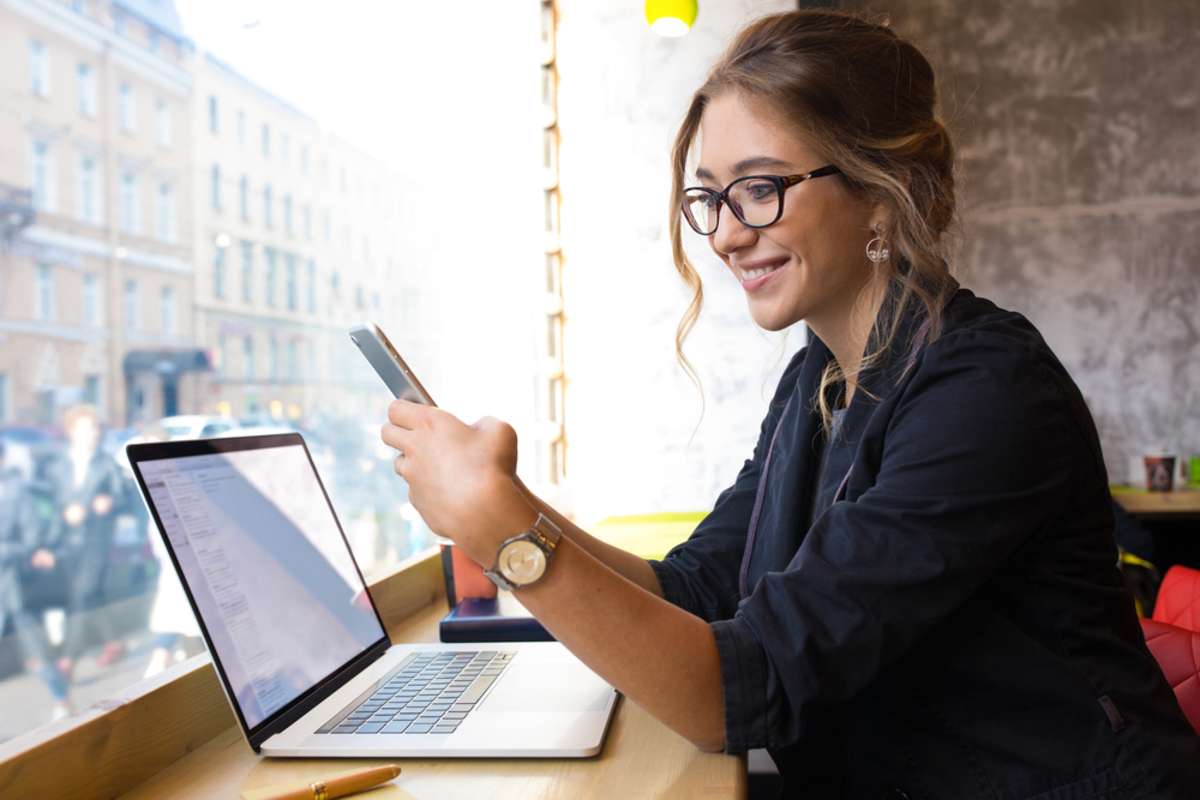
239, 174, 250, 220
83, 375, 101, 407
78, 155, 102, 224
83, 273, 100, 326
35, 264, 55, 321
31, 140, 54, 212
161, 285, 176, 335
243, 335, 255, 380
287, 340, 299, 381
241, 240, 254, 303
208, 94, 219, 133
29, 40, 48, 97
302, 205, 311, 239
265, 248, 277, 307
261, 123, 270, 157
156, 182, 174, 241
0, 373, 9, 424
306, 259, 316, 313
285, 254, 298, 311
218, 334, 228, 378
120, 171, 138, 233
210, 163, 221, 211
76, 63, 96, 116
213, 245, 226, 300
322, 210, 331, 242
156, 99, 171, 146
119, 82, 136, 132
283, 194, 293, 234
237, 110, 247, 145
263, 184, 273, 227
124, 279, 140, 332
269, 336, 279, 380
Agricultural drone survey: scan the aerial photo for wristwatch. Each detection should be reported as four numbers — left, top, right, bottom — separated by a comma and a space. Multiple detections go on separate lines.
483, 512, 562, 591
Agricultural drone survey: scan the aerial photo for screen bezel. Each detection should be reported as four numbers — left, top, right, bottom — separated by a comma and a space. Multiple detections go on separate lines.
126, 432, 392, 752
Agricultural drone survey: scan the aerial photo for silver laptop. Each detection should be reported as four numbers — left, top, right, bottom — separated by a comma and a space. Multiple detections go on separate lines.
127, 432, 617, 757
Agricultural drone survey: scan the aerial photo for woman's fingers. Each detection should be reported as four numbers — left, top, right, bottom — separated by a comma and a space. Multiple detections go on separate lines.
387, 398, 432, 428
380, 421, 413, 452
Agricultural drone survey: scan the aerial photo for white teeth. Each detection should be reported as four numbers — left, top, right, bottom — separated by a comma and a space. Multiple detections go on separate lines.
741, 264, 781, 280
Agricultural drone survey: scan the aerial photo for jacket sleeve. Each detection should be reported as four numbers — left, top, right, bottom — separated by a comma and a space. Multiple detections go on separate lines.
649, 348, 807, 623
711, 333, 1091, 752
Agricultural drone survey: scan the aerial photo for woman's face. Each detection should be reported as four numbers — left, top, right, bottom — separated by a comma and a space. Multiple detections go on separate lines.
695, 91, 882, 333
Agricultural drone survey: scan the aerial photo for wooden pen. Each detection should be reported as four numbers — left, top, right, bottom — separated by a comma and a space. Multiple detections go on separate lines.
256, 764, 402, 800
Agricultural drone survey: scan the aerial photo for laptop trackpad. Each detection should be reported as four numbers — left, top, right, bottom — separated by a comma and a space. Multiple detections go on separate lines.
479, 662, 612, 713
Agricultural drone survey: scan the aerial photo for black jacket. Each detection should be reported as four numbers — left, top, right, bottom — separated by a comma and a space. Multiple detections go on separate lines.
650, 289, 1200, 799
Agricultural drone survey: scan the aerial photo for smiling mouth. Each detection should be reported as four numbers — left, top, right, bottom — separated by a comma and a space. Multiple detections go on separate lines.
737, 258, 788, 281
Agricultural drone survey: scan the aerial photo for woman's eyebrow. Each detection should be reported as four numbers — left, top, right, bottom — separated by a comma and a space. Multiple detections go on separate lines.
695, 156, 794, 183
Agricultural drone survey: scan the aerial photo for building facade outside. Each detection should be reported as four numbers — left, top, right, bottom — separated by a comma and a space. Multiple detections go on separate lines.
0, 0, 199, 429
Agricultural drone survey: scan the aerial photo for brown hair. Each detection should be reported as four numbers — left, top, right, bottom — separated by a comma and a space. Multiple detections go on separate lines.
669, 10, 958, 428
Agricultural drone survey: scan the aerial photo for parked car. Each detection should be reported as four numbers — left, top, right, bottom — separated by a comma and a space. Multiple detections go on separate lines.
159, 415, 239, 440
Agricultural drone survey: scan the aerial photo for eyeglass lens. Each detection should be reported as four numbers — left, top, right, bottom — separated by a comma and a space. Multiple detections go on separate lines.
683, 177, 781, 235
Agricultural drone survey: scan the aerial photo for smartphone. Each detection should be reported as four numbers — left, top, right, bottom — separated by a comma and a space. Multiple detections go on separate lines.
348, 323, 436, 405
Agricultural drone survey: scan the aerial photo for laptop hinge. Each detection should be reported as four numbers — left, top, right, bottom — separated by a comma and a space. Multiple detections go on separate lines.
247, 636, 391, 752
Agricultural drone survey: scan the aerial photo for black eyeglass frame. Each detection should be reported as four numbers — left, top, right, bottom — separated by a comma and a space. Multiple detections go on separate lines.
681, 165, 843, 236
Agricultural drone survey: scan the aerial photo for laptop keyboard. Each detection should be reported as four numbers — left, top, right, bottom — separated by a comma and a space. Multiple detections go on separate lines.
318, 650, 515, 735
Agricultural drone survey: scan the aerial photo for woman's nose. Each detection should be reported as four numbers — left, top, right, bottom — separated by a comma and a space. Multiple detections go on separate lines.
710, 208, 757, 255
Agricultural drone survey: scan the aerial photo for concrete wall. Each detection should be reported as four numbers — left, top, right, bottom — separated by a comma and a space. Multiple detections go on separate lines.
845, 0, 1200, 482
557, 0, 799, 522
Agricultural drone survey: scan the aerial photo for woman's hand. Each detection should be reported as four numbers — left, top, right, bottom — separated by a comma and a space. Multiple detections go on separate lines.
380, 399, 535, 565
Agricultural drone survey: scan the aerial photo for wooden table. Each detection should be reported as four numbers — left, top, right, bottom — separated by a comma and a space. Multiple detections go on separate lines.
120, 602, 745, 799
1112, 487, 1200, 518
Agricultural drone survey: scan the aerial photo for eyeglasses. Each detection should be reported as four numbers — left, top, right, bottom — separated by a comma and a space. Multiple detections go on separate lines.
681, 165, 842, 236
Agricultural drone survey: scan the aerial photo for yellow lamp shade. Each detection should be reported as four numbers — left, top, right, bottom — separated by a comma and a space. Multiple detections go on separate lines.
645, 0, 698, 38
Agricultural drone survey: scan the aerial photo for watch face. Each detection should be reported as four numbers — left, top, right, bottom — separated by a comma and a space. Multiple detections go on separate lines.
498, 538, 547, 586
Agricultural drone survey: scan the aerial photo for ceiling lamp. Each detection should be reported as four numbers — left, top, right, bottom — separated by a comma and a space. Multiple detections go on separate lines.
645, 0, 697, 38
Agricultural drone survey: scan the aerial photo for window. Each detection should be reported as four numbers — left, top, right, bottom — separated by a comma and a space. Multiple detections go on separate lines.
148, 29, 159, 54
237, 110, 247, 145
240, 240, 254, 303
35, 264, 55, 321
302, 205, 312, 239
322, 210, 331, 242
0, 373, 9, 424
287, 340, 299, 381
156, 181, 174, 241
269, 336, 279, 380
29, 40, 48, 97
285, 254, 298, 311
229, 176, 245, 223
210, 163, 222, 211
119, 83, 136, 131
161, 286, 176, 335
243, 335, 255, 379
120, 172, 138, 234
218, 334, 229, 377
283, 194, 293, 234
355, 285, 365, 309
123, 279, 140, 331
212, 245, 226, 300
83, 375, 101, 406
76, 63, 96, 116
156, 99, 171, 146
306, 259, 316, 313
208, 95, 219, 133
261, 123, 271, 157
78, 154, 102, 224
83, 273, 101, 325
263, 184, 273, 227
31, 140, 54, 212
264, 248, 277, 307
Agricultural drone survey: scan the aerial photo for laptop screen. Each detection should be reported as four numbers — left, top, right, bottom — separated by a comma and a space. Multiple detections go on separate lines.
136, 440, 387, 730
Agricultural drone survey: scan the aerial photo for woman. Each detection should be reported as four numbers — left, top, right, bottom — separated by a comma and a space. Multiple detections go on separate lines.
381, 11, 1200, 798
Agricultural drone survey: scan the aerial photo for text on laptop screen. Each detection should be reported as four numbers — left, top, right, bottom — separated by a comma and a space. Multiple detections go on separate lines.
138, 444, 386, 729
